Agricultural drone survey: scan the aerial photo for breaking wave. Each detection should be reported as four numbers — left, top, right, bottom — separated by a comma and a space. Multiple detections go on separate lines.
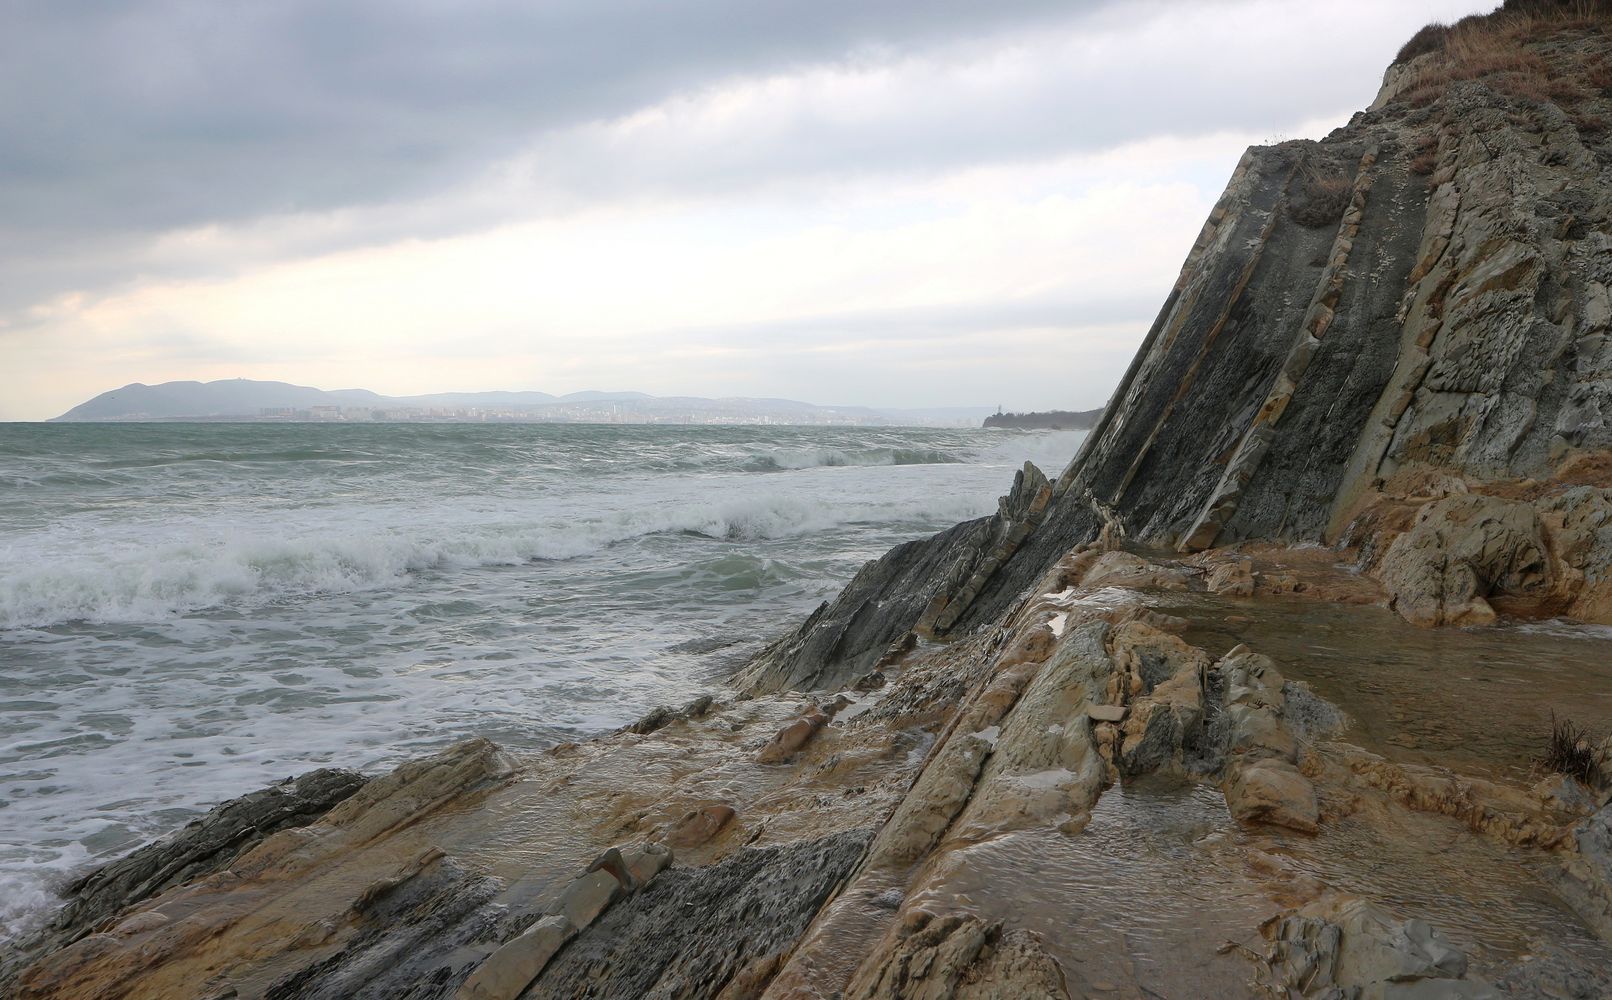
0, 491, 985, 628
741, 447, 963, 472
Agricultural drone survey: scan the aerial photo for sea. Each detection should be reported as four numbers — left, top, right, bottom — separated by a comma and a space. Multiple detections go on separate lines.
0, 421, 1085, 943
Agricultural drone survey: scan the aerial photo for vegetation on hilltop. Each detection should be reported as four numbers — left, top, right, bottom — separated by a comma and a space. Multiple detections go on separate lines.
1390, 0, 1611, 128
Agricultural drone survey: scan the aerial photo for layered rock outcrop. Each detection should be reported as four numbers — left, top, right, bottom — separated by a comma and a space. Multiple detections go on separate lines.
7, 6, 1612, 999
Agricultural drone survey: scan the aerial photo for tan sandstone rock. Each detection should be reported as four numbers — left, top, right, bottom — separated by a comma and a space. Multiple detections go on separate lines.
1377, 495, 1551, 627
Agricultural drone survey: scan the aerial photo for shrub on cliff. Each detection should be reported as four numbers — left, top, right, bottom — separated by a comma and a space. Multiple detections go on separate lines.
1391, 0, 1611, 111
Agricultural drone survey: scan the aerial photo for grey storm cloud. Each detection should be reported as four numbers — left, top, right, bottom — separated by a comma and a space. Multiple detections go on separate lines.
0, 0, 1450, 328
1, 0, 1114, 240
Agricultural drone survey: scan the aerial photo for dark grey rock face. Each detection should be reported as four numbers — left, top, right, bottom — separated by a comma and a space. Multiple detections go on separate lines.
523, 829, 873, 999
736, 463, 1056, 695
734, 517, 994, 695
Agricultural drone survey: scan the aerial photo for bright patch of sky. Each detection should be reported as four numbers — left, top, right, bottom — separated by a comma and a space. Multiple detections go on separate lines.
1, 0, 1495, 420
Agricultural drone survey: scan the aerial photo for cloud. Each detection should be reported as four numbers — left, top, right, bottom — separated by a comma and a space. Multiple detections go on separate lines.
1, 0, 1500, 419
1, 1, 1488, 315
0, 1, 1103, 236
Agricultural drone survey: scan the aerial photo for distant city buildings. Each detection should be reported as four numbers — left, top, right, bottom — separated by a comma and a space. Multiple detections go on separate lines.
253, 403, 887, 425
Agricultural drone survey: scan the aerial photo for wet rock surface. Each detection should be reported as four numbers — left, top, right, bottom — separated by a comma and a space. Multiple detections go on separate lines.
1262, 896, 1497, 999
0, 766, 366, 990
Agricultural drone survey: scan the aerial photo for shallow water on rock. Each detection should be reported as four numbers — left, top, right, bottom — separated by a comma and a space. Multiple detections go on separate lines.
920, 781, 1272, 998
1159, 594, 1612, 783
1265, 804, 1612, 974
918, 775, 1608, 997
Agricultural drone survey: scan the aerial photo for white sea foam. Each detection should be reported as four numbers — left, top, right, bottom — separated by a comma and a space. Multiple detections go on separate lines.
0, 488, 987, 628
0, 866, 69, 943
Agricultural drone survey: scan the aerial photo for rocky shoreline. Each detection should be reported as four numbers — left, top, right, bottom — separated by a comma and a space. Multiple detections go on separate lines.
5, 538, 1612, 998
7, 5, 1612, 997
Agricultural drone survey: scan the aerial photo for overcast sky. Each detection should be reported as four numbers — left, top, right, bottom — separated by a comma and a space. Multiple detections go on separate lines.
2, 0, 1495, 421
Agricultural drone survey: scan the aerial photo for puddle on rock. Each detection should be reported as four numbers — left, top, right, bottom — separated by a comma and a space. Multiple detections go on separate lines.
1260, 804, 1612, 975
912, 775, 1609, 998
1158, 594, 1612, 783
915, 780, 1272, 999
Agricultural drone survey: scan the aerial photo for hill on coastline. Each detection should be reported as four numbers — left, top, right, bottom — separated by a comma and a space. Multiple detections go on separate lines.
982, 408, 1103, 430
48, 378, 996, 426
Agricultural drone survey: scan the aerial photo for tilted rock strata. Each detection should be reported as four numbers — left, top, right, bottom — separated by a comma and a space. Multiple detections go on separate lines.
740, 20, 1612, 685
0, 766, 366, 992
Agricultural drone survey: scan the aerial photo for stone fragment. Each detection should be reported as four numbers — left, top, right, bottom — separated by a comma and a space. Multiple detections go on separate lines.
586, 847, 639, 891
619, 842, 674, 885
548, 870, 623, 929
454, 916, 571, 1000
1554, 802, 1612, 943
1225, 759, 1320, 834
1263, 896, 1496, 998
667, 804, 737, 848
1087, 704, 1127, 723
756, 710, 827, 764
619, 694, 716, 736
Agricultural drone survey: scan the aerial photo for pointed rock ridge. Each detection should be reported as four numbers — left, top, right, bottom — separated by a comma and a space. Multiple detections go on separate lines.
735, 461, 1053, 695
737, 2, 1612, 685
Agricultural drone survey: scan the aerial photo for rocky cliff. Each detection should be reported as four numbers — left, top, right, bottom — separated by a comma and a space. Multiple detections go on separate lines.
741, 0, 1612, 696
7, 5, 1612, 999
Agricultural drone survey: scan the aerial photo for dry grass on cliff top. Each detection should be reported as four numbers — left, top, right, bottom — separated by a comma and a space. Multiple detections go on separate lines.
1393, 0, 1611, 119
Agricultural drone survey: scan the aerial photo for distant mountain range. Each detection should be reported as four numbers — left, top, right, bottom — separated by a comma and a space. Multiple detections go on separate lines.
50, 379, 1007, 427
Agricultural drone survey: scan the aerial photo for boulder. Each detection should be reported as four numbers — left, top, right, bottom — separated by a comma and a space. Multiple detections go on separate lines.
1087, 704, 1127, 723
1263, 896, 1497, 998
1225, 758, 1320, 834
1377, 495, 1550, 626
1554, 803, 1612, 944
666, 804, 737, 848
756, 710, 827, 764
1207, 558, 1256, 596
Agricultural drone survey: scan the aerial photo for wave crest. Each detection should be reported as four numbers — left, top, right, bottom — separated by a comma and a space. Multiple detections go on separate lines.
0, 492, 984, 628
741, 447, 962, 472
